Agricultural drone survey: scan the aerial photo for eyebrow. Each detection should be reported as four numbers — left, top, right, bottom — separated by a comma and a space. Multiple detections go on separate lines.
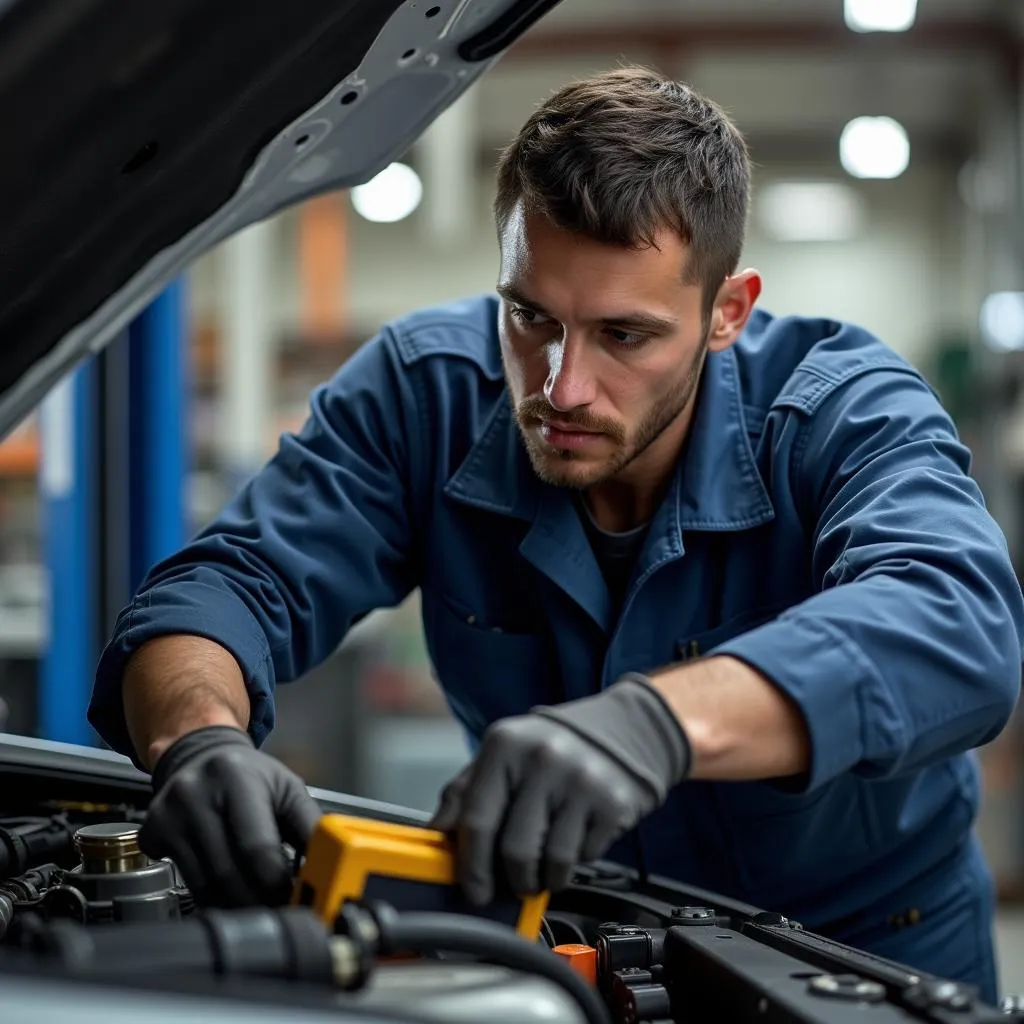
496, 283, 678, 335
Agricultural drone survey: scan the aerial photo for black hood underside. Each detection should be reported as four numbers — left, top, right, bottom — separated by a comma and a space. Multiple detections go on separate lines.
0, 0, 561, 436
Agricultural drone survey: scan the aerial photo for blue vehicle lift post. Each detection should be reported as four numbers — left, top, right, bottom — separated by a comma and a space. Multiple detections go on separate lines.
40, 280, 190, 745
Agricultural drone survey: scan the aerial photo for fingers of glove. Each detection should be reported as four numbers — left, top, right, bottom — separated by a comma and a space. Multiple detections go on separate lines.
580, 798, 638, 865
540, 798, 591, 893
182, 801, 264, 908
455, 750, 514, 907
137, 798, 177, 863
259, 753, 322, 856
139, 815, 206, 899
140, 787, 258, 908
150, 757, 264, 908
221, 774, 295, 905
499, 770, 557, 897
427, 769, 470, 834
149, 824, 209, 902
275, 781, 323, 857
138, 784, 224, 903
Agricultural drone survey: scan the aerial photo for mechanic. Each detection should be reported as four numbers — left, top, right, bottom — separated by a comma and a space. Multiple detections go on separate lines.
88, 66, 1023, 1003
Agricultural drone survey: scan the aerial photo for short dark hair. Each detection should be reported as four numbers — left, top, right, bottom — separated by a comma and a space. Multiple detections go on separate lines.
494, 65, 751, 316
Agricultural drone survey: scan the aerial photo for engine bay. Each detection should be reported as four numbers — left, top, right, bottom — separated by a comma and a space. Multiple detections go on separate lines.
0, 746, 1019, 1024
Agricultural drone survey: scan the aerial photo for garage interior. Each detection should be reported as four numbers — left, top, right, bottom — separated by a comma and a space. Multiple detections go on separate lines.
2, 0, 1024, 998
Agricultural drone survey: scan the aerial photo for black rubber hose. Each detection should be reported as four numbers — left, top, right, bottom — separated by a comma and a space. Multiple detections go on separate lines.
0, 892, 12, 941
0, 819, 73, 879
376, 912, 611, 1024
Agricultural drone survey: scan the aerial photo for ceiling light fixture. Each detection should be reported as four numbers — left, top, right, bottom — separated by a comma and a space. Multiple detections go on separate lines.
844, 0, 917, 33
980, 292, 1024, 353
839, 116, 910, 180
350, 162, 423, 223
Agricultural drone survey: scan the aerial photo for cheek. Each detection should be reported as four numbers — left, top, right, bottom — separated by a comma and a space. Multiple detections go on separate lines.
499, 324, 547, 397
609, 356, 674, 421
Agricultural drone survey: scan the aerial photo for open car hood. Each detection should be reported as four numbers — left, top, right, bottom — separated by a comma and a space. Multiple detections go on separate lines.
0, 729, 431, 822
0, 0, 562, 439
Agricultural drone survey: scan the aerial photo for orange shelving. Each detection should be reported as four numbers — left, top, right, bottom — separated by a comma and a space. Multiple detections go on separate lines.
0, 429, 39, 477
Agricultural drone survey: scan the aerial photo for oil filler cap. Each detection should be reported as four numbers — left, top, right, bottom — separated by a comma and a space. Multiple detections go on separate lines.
74, 823, 149, 874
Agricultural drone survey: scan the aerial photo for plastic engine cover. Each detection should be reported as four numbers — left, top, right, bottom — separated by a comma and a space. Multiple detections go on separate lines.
337, 961, 589, 1023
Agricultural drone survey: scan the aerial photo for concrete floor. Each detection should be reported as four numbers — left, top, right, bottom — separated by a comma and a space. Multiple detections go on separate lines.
998, 909, 1024, 999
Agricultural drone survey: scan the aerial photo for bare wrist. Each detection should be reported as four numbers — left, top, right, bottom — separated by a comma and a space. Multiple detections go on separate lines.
123, 634, 251, 772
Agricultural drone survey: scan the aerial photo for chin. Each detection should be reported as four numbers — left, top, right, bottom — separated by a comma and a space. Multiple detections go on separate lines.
528, 449, 613, 490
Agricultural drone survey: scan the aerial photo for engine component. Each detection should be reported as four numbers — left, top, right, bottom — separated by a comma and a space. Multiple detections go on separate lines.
0, 864, 62, 940
17, 897, 607, 1024
350, 961, 593, 1024
0, 816, 74, 879
294, 813, 549, 941
42, 822, 191, 924
595, 922, 668, 986
552, 942, 598, 985
341, 901, 612, 1024
74, 822, 149, 873
608, 967, 672, 1022
19, 905, 353, 987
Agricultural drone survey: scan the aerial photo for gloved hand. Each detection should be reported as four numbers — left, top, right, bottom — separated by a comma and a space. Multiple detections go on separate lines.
138, 725, 322, 908
429, 674, 692, 906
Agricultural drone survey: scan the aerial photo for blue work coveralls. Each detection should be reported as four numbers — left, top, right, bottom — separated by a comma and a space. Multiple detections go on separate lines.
89, 295, 1024, 1002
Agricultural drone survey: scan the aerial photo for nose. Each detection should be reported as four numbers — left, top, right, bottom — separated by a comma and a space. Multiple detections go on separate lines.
543, 332, 596, 412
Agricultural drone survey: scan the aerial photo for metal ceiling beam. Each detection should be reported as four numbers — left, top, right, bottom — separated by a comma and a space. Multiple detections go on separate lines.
507, 17, 1020, 69
742, 129, 972, 169
472, 127, 971, 174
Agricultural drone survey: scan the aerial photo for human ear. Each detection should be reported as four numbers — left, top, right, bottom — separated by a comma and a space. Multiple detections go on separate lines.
707, 269, 762, 351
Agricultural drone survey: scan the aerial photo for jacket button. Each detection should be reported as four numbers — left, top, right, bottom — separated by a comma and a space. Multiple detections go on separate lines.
466, 614, 476, 625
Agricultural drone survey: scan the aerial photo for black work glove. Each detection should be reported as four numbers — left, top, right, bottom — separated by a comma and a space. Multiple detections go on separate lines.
139, 725, 322, 908
429, 674, 691, 906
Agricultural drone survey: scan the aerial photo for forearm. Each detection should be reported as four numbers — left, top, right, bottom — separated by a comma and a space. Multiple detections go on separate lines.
123, 635, 251, 771
647, 655, 810, 781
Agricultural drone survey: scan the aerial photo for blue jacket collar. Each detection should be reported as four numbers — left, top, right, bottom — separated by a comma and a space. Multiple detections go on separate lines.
444, 345, 774, 534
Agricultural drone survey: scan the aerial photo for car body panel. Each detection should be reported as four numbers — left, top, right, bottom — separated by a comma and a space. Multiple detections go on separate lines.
0, 0, 560, 438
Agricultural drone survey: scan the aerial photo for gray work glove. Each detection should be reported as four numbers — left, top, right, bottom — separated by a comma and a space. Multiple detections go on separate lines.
429, 674, 691, 906
139, 726, 322, 909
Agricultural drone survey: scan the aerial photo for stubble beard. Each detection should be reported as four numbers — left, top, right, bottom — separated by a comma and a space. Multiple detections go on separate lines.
513, 337, 709, 491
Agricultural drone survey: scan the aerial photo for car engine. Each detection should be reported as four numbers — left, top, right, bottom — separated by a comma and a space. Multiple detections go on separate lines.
0, 814, 190, 930
0, 804, 601, 1023
0, 773, 1020, 1024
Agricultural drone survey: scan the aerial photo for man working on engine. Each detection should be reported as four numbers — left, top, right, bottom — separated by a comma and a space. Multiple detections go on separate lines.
88, 66, 1023, 1003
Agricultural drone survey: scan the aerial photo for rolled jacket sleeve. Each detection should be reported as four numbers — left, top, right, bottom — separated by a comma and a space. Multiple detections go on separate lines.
88, 329, 424, 757
715, 367, 1024, 791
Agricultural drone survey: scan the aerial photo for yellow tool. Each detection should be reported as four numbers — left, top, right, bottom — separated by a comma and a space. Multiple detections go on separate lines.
293, 813, 549, 941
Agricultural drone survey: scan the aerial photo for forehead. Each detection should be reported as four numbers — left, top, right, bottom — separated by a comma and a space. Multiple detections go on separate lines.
497, 203, 692, 301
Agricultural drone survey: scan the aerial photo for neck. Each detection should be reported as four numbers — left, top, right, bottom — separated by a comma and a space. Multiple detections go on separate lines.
584, 403, 694, 533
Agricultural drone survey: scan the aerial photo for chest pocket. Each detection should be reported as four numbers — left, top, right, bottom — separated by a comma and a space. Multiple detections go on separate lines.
423, 592, 560, 739
675, 602, 788, 661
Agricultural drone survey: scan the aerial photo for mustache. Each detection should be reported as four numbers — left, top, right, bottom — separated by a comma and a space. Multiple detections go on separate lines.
516, 395, 626, 443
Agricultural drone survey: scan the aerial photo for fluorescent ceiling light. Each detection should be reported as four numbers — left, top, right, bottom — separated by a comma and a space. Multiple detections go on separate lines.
980, 292, 1024, 353
839, 116, 910, 180
758, 181, 865, 242
844, 0, 917, 32
350, 162, 423, 223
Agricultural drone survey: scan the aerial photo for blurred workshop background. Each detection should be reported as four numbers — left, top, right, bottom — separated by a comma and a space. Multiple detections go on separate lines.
4, 0, 1024, 986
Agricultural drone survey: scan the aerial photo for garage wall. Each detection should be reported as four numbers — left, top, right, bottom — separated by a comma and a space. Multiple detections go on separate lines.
190, 160, 975, 375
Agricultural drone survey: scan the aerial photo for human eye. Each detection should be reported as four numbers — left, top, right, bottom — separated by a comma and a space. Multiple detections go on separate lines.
605, 326, 649, 348
509, 305, 549, 328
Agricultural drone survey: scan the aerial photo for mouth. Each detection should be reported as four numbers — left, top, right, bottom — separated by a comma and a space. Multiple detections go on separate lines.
538, 420, 605, 450
543, 419, 598, 434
